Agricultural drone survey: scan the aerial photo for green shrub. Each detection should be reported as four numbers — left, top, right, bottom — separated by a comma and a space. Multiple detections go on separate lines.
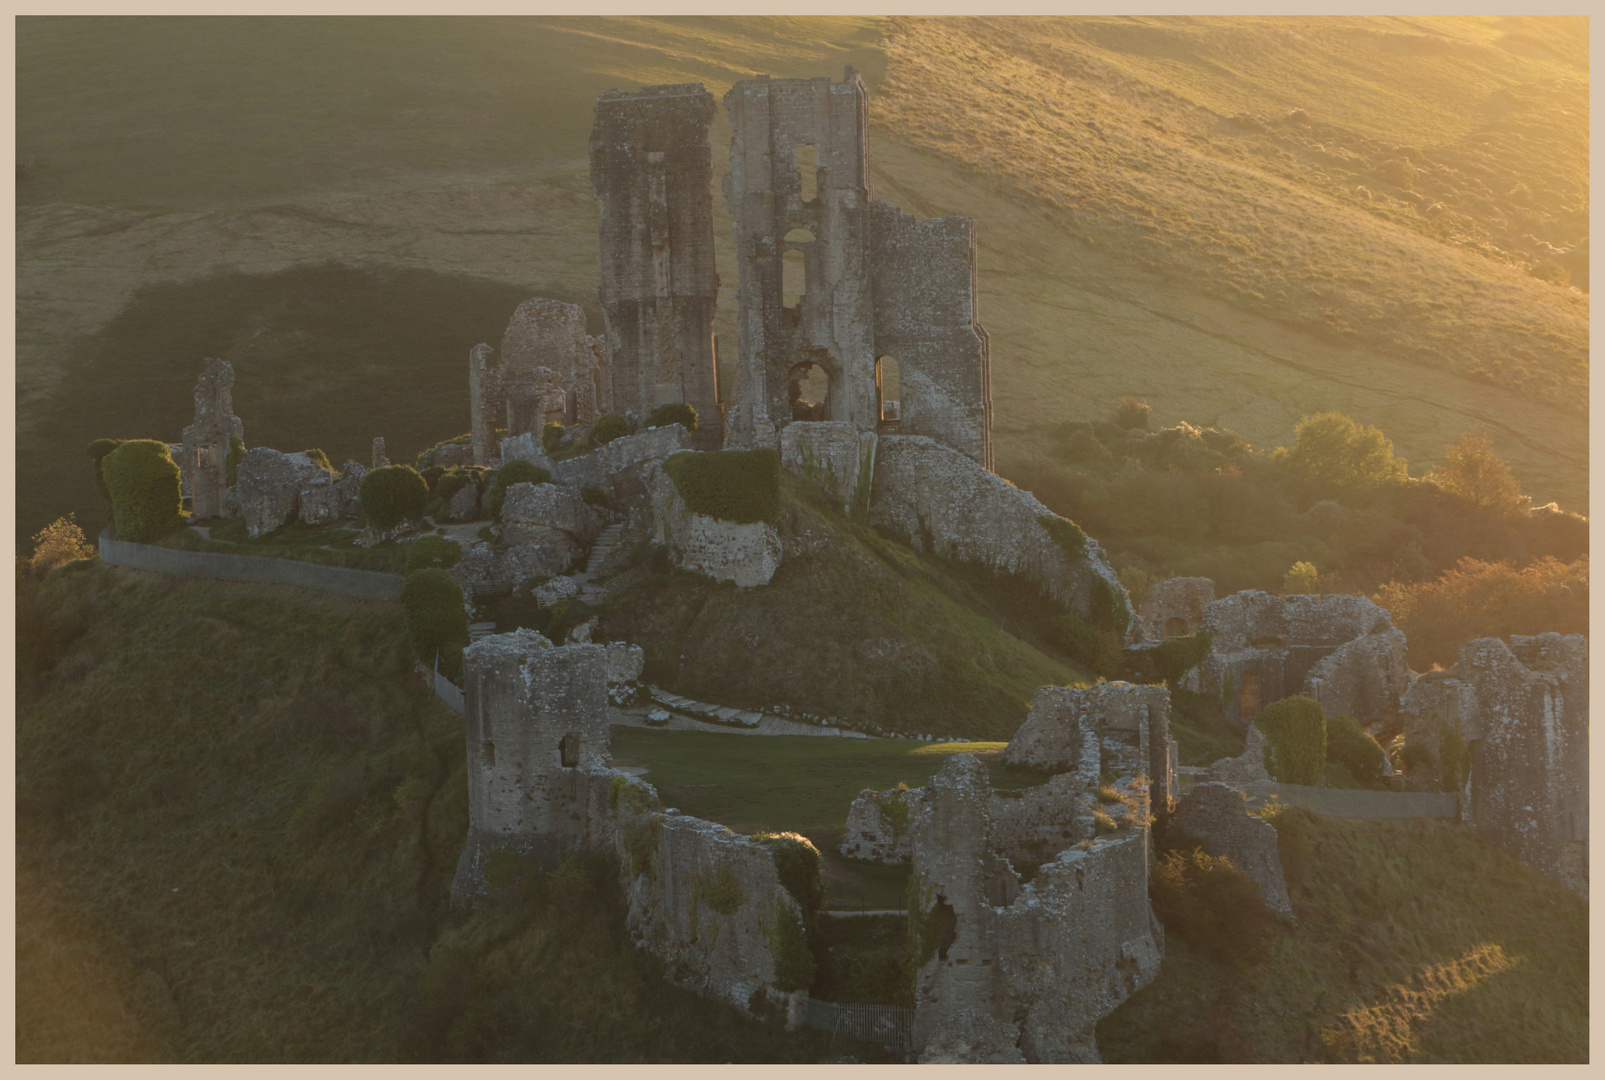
646, 402, 699, 434
87, 438, 123, 505
765, 897, 815, 993
1256, 695, 1327, 786
1038, 514, 1087, 562
101, 439, 185, 543
1282, 560, 1320, 594
662, 448, 780, 524
1151, 630, 1213, 686
419, 465, 445, 492
544, 597, 595, 644
1324, 714, 1387, 788
753, 832, 823, 915
360, 466, 429, 531
1150, 846, 1277, 966
302, 448, 336, 474
1272, 412, 1408, 502
400, 568, 469, 681
592, 413, 629, 445
1114, 396, 1153, 431
485, 459, 552, 520
541, 423, 565, 455
405, 535, 462, 575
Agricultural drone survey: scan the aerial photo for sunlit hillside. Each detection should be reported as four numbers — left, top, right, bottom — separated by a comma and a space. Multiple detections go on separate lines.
15, 15, 1588, 543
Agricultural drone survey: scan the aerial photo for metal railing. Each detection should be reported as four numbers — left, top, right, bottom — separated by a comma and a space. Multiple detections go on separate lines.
801, 997, 913, 1052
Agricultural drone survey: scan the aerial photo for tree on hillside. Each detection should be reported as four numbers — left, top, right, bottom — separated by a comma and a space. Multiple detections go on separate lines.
1426, 433, 1524, 517
1375, 556, 1587, 670
1273, 412, 1407, 502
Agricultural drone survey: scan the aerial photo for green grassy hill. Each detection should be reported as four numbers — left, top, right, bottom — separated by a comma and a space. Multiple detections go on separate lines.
16, 15, 1587, 545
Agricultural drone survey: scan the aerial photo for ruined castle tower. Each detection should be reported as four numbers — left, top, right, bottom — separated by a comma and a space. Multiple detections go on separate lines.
180, 357, 245, 520
590, 84, 723, 451
467, 300, 610, 465
722, 67, 993, 469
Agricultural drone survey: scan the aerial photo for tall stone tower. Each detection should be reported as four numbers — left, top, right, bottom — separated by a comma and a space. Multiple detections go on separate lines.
590, 84, 723, 450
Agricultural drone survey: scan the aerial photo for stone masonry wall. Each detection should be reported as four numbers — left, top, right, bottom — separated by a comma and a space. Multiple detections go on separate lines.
1170, 781, 1293, 919
649, 462, 782, 587
1137, 576, 1214, 645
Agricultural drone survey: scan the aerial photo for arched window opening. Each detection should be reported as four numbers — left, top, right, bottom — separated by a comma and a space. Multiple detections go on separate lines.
876, 355, 901, 423
789, 361, 831, 422
783, 228, 813, 309
795, 144, 818, 202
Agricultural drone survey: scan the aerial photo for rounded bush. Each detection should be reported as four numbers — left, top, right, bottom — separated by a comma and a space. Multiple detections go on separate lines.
101, 439, 185, 543
485, 459, 552, 520
1325, 713, 1387, 787
645, 402, 699, 434
360, 465, 429, 530
401, 568, 470, 681
1255, 695, 1327, 786
541, 423, 566, 455
406, 535, 462, 575
592, 413, 629, 445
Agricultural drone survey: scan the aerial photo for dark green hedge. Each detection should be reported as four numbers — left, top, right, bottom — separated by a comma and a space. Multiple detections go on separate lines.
1325, 713, 1388, 788
102, 439, 185, 543
486, 459, 552, 520
437, 465, 489, 504
646, 402, 699, 434
360, 465, 429, 530
592, 413, 629, 445
662, 448, 780, 525
406, 535, 463, 575
401, 568, 470, 682
1151, 630, 1213, 686
87, 438, 123, 505
1256, 695, 1326, 786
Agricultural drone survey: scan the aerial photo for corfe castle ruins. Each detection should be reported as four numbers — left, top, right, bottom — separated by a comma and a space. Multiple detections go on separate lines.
158, 69, 1586, 1063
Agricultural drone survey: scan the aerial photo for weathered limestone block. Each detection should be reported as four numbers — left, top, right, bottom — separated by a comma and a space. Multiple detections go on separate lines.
1206, 724, 1271, 785
839, 786, 926, 864
1303, 627, 1412, 722
451, 632, 610, 900
297, 469, 342, 526
335, 461, 366, 519
604, 641, 645, 686
869, 435, 1128, 628
534, 576, 580, 606
1171, 781, 1293, 919
372, 437, 388, 468
780, 421, 877, 511
442, 480, 482, 523
452, 541, 574, 599
235, 448, 327, 538
1138, 576, 1215, 644
500, 482, 601, 546
497, 431, 555, 472
559, 424, 693, 493
1402, 633, 1587, 895
1003, 683, 1172, 808
649, 465, 781, 587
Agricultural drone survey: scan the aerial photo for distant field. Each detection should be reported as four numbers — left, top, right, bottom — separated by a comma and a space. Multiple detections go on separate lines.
15, 15, 1587, 545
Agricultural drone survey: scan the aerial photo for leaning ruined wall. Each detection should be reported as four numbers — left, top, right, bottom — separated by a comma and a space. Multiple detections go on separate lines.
869, 435, 1129, 626
591, 84, 723, 450
1170, 781, 1293, 919
179, 357, 246, 520
868, 201, 992, 470
1403, 634, 1588, 895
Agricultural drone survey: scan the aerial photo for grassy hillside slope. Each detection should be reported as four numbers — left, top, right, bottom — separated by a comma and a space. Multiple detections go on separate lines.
1098, 807, 1587, 1063
13, 562, 849, 1062
16, 16, 1587, 543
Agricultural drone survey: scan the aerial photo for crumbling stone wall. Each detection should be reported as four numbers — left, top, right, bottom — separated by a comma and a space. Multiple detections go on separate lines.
1001, 682, 1173, 811
1194, 591, 1405, 724
468, 300, 609, 464
779, 421, 877, 514
178, 357, 245, 521
502, 422, 691, 496
869, 435, 1129, 627
1400, 633, 1588, 895
721, 68, 991, 468
1137, 576, 1214, 644
1170, 781, 1293, 919
591, 84, 723, 451
906, 754, 1161, 1063
235, 448, 332, 538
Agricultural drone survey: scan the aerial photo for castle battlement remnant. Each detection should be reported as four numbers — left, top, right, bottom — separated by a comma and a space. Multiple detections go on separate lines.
178, 357, 245, 521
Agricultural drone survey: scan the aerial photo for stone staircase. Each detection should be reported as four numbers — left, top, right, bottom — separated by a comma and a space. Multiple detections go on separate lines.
572, 521, 625, 601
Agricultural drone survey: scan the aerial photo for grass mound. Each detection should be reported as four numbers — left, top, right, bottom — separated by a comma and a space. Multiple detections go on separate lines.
1097, 806, 1587, 1063
13, 562, 848, 1062
600, 473, 1090, 738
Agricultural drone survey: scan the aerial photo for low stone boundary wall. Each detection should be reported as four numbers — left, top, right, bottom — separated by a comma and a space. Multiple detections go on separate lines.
98, 529, 404, 602
1240, 782, 1457, 819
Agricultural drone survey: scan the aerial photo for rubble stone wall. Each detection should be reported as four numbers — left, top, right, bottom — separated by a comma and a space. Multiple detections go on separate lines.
1170, 781, 1293, 918
649, 463, 781, 587
1137, 576, 1214, 644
